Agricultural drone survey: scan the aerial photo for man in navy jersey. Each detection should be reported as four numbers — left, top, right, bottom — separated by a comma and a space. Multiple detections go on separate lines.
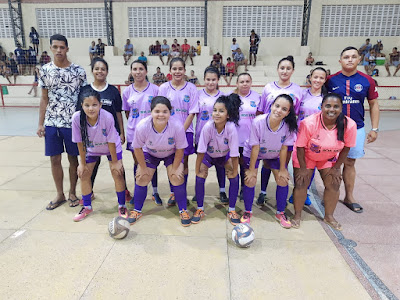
326, 46, 380, 213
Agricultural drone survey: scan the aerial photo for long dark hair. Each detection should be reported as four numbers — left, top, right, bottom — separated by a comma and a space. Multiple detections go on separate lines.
271, 94, 298, 133
322, 93, 347, 142
277, 55, 295, 69
130, 59, 148, 71
214, 94, 242, 126
310, 67, 328, 95
204, 66, 220, 90
78, 88, 101, 151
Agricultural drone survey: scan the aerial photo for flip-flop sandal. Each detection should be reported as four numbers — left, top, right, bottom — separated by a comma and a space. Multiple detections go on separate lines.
343, 202, 363, 213
68, 198, 80, 207
291, 219, 301, 229
46, 199, 66, 210
323, 219, 343, 231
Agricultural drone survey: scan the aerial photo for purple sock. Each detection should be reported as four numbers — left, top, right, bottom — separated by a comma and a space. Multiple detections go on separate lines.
195, 176, 206, 207
184, 174, 188, 190
116, 190, 125, 206
242, 185, 255, 212
133, 184, 147, 212
228, 175, 239, 209
215, 165, 226, 190
173, 183, 187, 211
169, 181, 174, 193
152, 169, 158, 189
261, 166, 271, 193
307, 168, 316, 190
276, 185, 289, 212
82, 193, 92, 207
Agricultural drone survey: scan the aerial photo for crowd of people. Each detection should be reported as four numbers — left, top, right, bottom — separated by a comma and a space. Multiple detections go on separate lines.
36, 34, 380, 232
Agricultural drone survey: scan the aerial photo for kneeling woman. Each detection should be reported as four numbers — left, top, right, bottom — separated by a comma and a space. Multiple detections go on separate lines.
193, 94, 241, 225
242, 94, 297, 227
129, 96, 192, 227
292, 93, 357, 230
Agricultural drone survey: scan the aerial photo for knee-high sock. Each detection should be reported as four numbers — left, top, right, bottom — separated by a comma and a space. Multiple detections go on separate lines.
116, 190, 125, 206
195, 176, 206, 208
239, 164, 245, 188
151, 169, 158, 189
173, 183, 187, 211
242, 185, 255, 212
133, 184, 147, 212
228, 175, 239, 209
261, 166, 271, 193
307, 168, 316, 190
276, 185, 289, 212
215, 165, 226, 190
184, 174, 188, 190
82, 192, 92, 207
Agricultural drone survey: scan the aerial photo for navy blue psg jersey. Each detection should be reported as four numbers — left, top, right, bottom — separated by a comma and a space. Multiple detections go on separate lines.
326, 71, 378, 129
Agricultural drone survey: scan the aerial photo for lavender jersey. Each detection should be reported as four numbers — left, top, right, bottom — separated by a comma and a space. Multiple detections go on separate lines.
122, 82, 159, 143
237, 90, 260, 147
132, 116, 188, 158
72, 109, 122, 156
257, 81, 302, 115
195, 89, 223, 144
197, 120, 239, 158
298, 88, 323, 126
243, 114, 296, 160
158, 81, 199, 133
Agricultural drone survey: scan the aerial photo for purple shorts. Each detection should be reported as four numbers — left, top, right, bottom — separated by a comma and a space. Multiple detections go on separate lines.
287, 145, 293, 152
86, 151, 122, 164
45, 126, 79, 157
144, 152, 176, 169
184, 132, 195, 156
202, 153, 230, 168
127, 142, 133, 152
242, 156, 281, 170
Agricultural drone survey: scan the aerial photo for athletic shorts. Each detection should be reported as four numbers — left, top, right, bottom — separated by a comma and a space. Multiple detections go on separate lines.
170, 51, 180, 57
86, 151, 122, 164
161, 51, 169, 56
347, 127, 366, 159
144, 152, 176, 169
242, 156, 281, 170
292, 150, 337, 170
45, 126, 79, 157
127, 142, 133, 152
250, 46, 258, 54
184, 132, 195, 156
202, 153, 230, 168
387, 61, 400, 67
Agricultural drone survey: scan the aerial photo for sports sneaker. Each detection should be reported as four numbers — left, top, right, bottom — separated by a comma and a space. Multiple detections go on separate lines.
256, 193, 266, 206
180, 210, 192, 227
152, 193, 163, 206
118, 206, 129, 219
127, 210, 142, 225
220, 192, 228, 205
288, 194, 311, 206
240, 211, 252, 224
73, 207, 93, 222
275, 212, 292, 229
167, 194, 176, 206
191, 209, 205, 224
125, 190, 132, 203
227, 211, 241, 225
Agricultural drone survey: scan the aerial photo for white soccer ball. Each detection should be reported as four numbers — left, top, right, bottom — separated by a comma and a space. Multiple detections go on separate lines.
231, 223, 255, 248
108, 216, 130, 239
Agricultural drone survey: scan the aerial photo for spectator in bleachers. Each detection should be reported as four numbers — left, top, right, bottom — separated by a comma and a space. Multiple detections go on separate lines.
231, 38, 240, 58
166, 73, 172, 81
363, 48, 376, 76
226, 57, 235, 85
89, 41, 97, 65
28, 65, 39, 97
213, 52, 223, 64
233, 48, 248, 72
159, 39, 170, 65
137, 51, 147, 63
195, 40, 201, 55
124, 73, 134, 85
14, 43, 26, 75
29, 27, 40, 55
187, 70, 199, 86
181, 39, 194, 65
373, 40, 385, 57
123, 39, 134, 65
152, 66, 166, 86
385, 47, 400, 77
249, 29, 260, 66
96, 38, 107, 58
27, 46, 37, 75
149, 40, 161, 56
39, 51, 51, 66
3, 56, 16, 84
326, 69, 331, 76
167, 39, 180, 64
305, 52, 315, 66
359, 38, 372, 63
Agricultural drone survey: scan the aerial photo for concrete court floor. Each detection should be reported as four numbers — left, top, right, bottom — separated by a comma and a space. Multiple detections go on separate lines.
0, 107, 399, 300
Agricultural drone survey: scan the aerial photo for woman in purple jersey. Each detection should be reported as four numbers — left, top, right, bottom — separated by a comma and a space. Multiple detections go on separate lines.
255, 56, 302, 206
242, 94, 297, 226
158, 57, 199, 206
71, 89, 126, 222
193, 94, 241, 225
128, 96, 192, 227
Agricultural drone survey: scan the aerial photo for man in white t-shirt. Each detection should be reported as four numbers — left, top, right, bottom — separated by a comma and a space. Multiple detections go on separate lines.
231, 38, 240, 59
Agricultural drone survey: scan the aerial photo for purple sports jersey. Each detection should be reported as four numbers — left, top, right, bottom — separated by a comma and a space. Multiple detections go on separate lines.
257, 81, 302, 115
197, 120, 239, 158
327, 71, 378, 129
72, 109, 122, 156
158, 81, 199, 133
132, 116, 188, 158
195, 89, 223, 144
237, 90, 260, 147
298, 88, 323, 125
122, 82, 159, 143
243, 113, 296, 160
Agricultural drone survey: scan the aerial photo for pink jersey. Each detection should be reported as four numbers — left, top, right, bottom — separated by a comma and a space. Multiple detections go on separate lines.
122, 82, 159, 143
298, 88, 322, 126
237, 90, 260, 147
243, 113, 296, 160
132, 116, 188, 158
197, 120, 239, 158
158, 81, 199, 133
257, 81, 302, 115
72, 109, 122, 156
195, 89, 223, 144
295, 112, 357, 162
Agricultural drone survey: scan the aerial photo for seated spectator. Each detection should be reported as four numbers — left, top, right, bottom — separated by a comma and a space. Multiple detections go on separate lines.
89, 41, 97, 64
96, 38, 107, 58
149, 40, 161, 56
123, 39, 134, 65
14, 43, 26, 75
159, 39, 170, 65
138, 52, 147, 63
181, 39, 193, 65
166, 73, 172, 81
385, 47, 400, 77
233, 48, 248, 72
231, 38, 240, 58
152, 67, 166, 86
125, 73, 134, 85
195, 40, 201, 55
326, 69, 331, 76
363, 48, 376, 75
39, 51, 51, 66
27, 46, 37, 75
187, 70, 199, 86
305, 52, 315, 66
373, 40, 385, 57
225, 57, 236, 85
167, 39, 180, 64
359, 38, 372, 62
213, 52, 223, 65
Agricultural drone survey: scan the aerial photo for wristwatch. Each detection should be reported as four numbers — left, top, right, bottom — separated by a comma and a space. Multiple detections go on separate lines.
371, 128, 379, 133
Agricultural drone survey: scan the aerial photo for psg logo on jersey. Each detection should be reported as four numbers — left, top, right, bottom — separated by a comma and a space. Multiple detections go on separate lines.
250, 101, 256, 107
184, 95, 190, 103
207, 145, 214, 153
148, 96, 154, 103
200, 111, 209, 120
310, 143, 321, 153
171, 106, 175, 116
354, 84, 363, 92
168, 137, 175, 145
281, 135, 286, 143
102, 129, 107, 136
224, 138, 229, 145
131, 108, 139, 118
260, 147, 267, 154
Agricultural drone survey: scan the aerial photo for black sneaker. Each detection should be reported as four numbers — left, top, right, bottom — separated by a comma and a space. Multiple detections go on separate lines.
152, 193, 163, 206
219, 192, 228, 205
167, 194, 176, 206
256, 193, 266, 206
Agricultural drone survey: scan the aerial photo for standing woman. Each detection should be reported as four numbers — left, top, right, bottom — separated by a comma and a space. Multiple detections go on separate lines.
29, 27, 39, 54
256, 55, 302, 205
292, 93, 357, 230
158, 57, 199, 206
122, 60, 161, 204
